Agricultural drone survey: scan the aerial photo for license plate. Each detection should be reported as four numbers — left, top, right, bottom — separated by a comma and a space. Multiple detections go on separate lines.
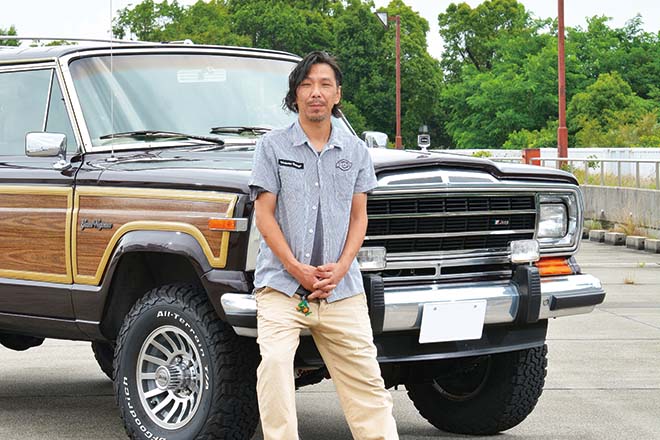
419, 300, 487, 344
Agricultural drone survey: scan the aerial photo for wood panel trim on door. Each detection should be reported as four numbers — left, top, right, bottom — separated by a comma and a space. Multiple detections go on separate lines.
0, 185, 73, 283
72, 187, 238, 286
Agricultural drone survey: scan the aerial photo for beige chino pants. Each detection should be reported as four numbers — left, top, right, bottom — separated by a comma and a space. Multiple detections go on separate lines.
255, 287, 399, 440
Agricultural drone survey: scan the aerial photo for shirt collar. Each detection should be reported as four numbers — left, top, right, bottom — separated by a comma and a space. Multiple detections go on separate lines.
290, 119, 343, 150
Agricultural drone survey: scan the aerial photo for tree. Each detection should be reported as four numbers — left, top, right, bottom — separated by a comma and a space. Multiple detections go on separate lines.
438, 0, 532, 80
113, 0, 185, 41
228, 0, 336, 55
568, 72, 658, 147
0, 25, 19, 46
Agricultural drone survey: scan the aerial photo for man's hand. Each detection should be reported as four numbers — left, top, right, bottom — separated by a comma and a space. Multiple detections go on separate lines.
287, 262, 322, 292
307, 262, 349, 300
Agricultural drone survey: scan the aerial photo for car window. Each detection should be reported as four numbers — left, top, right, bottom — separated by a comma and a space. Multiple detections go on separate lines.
0, 69, 51, 155
0, 68, 77, 156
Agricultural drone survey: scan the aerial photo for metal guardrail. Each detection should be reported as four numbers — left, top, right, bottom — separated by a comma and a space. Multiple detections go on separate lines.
487, 156, 660, 189
534, 157, 660, 189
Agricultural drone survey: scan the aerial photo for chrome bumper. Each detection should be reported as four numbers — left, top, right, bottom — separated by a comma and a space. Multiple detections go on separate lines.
221, 274, 605, 337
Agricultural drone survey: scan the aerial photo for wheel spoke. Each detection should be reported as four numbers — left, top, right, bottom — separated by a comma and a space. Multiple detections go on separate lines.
174, 332, 187, 353
140, 372, 157, 381
162, 332, 179, 352
177, 399, 189, 424
143, 354, 168, 367
164, 400, 181, 423
152, 394, 174, 415
151, 340, 174, 358
143, 387, 167, 399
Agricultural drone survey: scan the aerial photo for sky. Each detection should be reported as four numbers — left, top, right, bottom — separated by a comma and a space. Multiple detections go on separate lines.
2, 0, 660, 60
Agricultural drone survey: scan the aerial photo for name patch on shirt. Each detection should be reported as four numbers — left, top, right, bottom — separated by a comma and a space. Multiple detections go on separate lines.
278, 159, 304, 169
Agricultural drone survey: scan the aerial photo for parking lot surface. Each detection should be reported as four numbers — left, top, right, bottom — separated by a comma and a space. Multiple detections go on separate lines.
0, 241, 658, 439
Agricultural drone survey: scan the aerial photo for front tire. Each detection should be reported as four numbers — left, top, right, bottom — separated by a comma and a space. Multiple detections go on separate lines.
114, 284, 259, 440
406, 345, 547, 435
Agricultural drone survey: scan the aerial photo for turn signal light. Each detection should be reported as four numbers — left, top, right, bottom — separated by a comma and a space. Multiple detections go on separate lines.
208, 217, 249, 232
208, 218, 237, 231
535, 257, 573, 276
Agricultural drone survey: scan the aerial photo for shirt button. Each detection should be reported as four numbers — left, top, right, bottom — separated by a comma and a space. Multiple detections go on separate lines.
314, 182, 319, 186
305, 253, 310, 258
312, 206, 317, 210
308, 229, 313, 233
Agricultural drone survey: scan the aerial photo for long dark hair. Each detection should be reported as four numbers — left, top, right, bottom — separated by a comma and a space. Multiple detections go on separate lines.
284, 51, 343, 118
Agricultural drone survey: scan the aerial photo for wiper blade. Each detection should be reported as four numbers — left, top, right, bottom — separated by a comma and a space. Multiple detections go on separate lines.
99, 130, 225, 146
210, 126, 271, 135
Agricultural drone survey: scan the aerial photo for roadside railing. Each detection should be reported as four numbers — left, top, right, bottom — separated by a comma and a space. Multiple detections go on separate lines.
533, 157, 660, 189
485, 155, 660, 189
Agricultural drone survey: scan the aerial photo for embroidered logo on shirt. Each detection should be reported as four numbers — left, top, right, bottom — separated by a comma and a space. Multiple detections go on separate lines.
335, 159, 353, 171
278, 159, 304, 169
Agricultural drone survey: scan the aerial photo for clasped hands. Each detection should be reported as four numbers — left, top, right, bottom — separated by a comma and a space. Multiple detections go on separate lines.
292, 261, 349, 300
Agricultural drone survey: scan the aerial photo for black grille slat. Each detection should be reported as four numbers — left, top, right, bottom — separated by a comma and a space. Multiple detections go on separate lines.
368, 195, 534, 216
368, 214, 535, 237
366, 194, 536, 254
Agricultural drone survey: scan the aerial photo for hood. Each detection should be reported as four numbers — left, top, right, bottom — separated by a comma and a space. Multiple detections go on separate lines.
369, 149, 578, 184
85, 145, 577, 193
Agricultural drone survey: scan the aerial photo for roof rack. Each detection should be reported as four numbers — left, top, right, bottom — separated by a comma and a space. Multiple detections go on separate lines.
0, 36, 151, 45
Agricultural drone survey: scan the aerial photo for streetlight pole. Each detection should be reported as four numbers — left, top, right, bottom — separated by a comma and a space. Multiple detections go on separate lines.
557, 0, 568, 161
393, 15, 402, 149
375, 11, 403, 149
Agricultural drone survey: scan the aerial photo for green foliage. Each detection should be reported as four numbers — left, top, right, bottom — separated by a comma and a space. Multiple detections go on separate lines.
108, 0, 660, 149
504, 122, 557, 150
471, 150, 492, 158
0, 25, 19, 46
567, 72, 660, 147
339, 100, 367, 136
438, 0, 533, 80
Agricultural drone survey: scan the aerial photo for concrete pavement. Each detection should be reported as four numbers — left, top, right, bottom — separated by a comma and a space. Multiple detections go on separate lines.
0, 240, 658, 439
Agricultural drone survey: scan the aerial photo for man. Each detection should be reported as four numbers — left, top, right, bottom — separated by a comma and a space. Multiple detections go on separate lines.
248, 51, 399, 440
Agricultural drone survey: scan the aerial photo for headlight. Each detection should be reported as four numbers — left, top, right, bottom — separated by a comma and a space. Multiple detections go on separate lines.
536, 192, 581, 252
538, 204, 567, 238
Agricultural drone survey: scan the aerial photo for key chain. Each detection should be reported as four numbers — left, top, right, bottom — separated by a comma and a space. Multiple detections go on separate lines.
296, 295, 312, 316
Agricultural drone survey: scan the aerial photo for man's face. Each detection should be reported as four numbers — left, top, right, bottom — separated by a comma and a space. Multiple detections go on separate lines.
295, 62, 341, 124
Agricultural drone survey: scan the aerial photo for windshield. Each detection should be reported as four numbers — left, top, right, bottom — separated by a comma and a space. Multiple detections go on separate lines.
69, 53, 352, 148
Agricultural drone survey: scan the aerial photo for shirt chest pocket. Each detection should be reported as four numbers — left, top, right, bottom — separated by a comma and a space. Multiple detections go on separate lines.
332, 169, 357, 201
278, 166, 305, 194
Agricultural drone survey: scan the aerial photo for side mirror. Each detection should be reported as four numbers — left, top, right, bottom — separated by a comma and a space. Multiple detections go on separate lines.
25, 132, 71, 171
362, 131, 388, 148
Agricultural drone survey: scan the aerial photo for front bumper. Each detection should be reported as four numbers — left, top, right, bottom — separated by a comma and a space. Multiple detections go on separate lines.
221, 273, 605, 337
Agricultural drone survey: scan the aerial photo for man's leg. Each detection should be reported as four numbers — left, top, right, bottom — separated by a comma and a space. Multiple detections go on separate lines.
256, 287, 313, 440
311, 294, 399, 440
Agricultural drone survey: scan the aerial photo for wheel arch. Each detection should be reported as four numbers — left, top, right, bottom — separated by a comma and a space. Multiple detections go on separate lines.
94, 230, 215, 340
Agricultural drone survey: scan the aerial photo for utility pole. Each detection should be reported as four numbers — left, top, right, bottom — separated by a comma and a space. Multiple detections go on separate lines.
557, 0, 568, 161
376, 12, 403, 149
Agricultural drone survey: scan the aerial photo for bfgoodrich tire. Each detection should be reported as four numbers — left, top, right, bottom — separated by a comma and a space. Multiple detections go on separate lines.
114, 284, 259, 440
406, 345, 547, 435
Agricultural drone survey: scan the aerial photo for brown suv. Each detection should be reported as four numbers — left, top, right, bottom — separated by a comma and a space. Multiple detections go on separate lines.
0, 42, 605, 439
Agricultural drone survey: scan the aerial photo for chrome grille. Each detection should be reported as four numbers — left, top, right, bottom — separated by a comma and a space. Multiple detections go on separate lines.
365, 193, 537, 283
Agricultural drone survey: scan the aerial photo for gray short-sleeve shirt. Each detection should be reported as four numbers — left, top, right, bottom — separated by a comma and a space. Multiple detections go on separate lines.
248, 120, 378, 303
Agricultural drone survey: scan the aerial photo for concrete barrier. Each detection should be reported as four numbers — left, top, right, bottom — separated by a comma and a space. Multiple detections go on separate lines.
626, 236, 646, 250
605, 232, 626, 245
581, 185, 660, 232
